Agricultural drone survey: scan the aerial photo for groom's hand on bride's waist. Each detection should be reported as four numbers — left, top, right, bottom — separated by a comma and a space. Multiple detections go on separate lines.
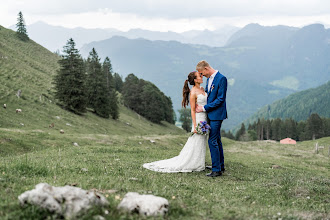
196, 104, 205, 113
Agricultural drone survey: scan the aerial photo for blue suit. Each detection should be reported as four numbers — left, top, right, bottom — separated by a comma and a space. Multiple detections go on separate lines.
205, 71, 228, 172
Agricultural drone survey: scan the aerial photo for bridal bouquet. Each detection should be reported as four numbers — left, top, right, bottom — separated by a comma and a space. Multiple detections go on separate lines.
192, 121, 211, 135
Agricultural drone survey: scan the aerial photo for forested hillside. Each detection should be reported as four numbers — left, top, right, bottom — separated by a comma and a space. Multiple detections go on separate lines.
243, 81, 330, 126
0, 26, 183, 135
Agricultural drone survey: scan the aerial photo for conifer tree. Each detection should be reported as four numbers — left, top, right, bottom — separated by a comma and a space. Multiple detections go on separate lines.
179, 108, 192, 132
16, 11, 29, 41
113, 73, 124, 92
54, 38, 87, 114
306, 113, 324, 140
86, 48, 111, 118
103, 57, 119, 119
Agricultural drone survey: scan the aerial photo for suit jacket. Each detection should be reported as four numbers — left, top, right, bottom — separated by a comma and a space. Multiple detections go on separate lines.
204, 71, 228, 121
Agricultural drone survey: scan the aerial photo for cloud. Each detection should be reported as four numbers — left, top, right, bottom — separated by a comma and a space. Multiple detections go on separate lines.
1, 0, 330, 31
4, 0, 330, 18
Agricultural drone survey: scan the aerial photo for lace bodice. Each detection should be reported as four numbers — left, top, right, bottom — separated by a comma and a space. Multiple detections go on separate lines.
194, 94, 207, 131
197, 93, 207, 106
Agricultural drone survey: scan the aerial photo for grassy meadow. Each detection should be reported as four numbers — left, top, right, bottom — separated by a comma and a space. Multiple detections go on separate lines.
0, 127, 329, 219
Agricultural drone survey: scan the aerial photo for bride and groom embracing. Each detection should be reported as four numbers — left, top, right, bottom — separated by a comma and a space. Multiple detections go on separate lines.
143, 60, 228, 177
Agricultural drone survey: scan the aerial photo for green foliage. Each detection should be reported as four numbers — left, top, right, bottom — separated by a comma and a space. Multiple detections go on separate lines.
113, 72, 123, 93
245, 114, 330, 141
86, 48, 111, 118
306, 113, 324, 140
235, 123, 246, 140
16, 11, 28, 41
54, 38, 88, 114
243, 81, 330, 129
103, 57, 119, 119
0, 26, 184, 136
178, 108, 191, 132
122, 73, 175, 124
221, 129, 235, 140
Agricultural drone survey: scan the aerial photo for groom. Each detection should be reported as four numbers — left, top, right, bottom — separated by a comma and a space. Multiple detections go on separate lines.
196, 60, 228, 177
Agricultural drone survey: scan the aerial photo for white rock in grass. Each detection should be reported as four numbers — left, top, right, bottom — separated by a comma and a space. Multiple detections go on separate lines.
117, 192, 169, 216
73, 142, 79, 147
81, 168, 88, 172
150, 140, 156, 144
18, 183, 109, 219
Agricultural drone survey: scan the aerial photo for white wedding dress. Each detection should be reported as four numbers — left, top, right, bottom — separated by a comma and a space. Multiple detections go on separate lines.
143, 93, 207, 173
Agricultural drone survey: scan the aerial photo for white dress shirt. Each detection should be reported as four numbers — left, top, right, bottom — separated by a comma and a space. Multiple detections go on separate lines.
202, 70, 218, 112
207, 70, 218, 92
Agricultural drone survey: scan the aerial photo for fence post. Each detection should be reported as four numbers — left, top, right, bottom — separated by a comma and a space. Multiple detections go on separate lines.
315, 142, 318, 154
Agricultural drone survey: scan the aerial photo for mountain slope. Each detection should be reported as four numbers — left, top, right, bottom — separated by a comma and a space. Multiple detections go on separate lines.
243, 81, 330, 126
0, 26, 184, 135
81, 22, 330, 130
10, 21, 239, 52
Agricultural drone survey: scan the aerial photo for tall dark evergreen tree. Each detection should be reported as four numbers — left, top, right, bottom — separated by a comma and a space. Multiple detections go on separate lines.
16, 11, 29, 41
122, 74, 142, 113
306, 113, 324, 140
235, 123, 246, 140
54, 38, 87, 114
179, 108, 192, 132
86, 48, 111, 118
103, 57, 119, 119
113, 73, 124, 92
140, 83, 165, 123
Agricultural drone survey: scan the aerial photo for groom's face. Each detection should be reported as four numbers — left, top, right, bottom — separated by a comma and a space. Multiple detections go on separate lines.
198, 67, 211, 78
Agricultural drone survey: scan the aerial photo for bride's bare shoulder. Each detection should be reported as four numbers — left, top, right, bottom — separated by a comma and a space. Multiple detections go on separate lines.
190, 88, 198, 98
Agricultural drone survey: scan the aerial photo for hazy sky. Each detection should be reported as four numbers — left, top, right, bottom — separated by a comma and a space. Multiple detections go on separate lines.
2, 0, 330, 32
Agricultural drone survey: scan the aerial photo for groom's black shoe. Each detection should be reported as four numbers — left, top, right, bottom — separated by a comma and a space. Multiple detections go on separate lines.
206, 166, 225, 172
206, 171, 222, 177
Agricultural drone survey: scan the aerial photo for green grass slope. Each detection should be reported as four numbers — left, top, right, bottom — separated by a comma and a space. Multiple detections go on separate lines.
0, 26, 184, 136
0, 128, 329, 219
242, 81, 330, 127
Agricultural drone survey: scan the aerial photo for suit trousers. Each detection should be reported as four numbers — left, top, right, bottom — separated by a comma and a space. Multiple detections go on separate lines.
208, 120, 224, 172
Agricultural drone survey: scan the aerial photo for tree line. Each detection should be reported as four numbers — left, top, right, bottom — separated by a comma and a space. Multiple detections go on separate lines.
54, 38, 120, 119
54, 38, 176, 123
234, 113, 330, 141
122, 74, 176, 124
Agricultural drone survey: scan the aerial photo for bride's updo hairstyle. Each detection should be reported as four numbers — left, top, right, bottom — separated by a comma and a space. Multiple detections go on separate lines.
182, 71, 197, 108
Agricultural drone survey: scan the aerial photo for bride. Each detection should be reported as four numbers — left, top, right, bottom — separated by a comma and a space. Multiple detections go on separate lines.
143, 71, 207, 172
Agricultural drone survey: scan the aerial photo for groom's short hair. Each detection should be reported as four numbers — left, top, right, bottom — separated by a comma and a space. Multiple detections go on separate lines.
196, 60, 210, 70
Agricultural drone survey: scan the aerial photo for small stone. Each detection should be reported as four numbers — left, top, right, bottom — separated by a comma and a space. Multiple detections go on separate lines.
307, 196, 310, 199
20, 123, 24, 126
73, 142, 79, 147
55, 116, 60, 119
139, 142, 142, 145
129, 177, 138, 181
272, 165, 281, 169
18, 183, 108, 219
93, 215, 105, 220
60, 129, 64, 134
81, 168, 88, 172
117, 192, 169, 216
66, 123, 72, 126
150, 140, 156, 144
